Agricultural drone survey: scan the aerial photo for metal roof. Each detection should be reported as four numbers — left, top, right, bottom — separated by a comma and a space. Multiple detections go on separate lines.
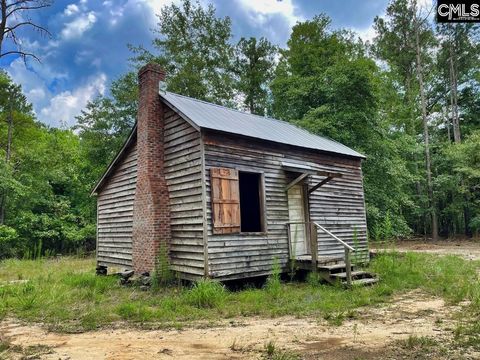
160, 91, 365, 159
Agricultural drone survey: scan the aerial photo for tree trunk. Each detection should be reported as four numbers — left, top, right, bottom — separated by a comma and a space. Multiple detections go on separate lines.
405, 74, 424, 234
6, 103, 13, 162
414, 4, 438, 241
0, 0, 6, 55
449, 42, 461, 143
0, 100, 13, 225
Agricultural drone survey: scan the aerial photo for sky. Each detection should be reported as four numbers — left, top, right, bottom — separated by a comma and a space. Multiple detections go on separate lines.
0, 0, 430, 128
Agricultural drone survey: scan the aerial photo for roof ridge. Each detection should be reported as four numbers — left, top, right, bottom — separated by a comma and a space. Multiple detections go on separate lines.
165, 91, 291, 126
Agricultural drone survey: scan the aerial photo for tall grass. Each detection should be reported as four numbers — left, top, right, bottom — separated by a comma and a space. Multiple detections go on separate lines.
0, 252, 479, 339
265, 258, 282, 298
184, 279, 227, 308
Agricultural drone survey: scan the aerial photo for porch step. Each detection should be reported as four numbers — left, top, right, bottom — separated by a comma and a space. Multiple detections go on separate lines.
318, 261, 378, 287
351, 278, 379, 286
330, 270, 370, 279
318, 263, 354, 272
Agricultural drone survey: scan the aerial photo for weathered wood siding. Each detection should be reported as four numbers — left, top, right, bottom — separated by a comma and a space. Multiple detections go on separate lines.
163, 108, 205, 278
97, 141, 137, 268
203, 131, 368, 280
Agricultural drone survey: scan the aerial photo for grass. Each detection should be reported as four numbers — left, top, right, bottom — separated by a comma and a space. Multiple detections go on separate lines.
0, 251, 479, 341
263, 341, 300, 360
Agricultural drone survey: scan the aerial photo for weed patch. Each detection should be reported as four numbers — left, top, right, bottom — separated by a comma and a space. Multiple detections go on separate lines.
0, 252, 479, 342
263, 340, 299, 360
184, 279, 226, 309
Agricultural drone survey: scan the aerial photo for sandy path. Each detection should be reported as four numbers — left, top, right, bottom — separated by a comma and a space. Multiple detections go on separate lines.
372, 240, 480, 261
0, 290, 467, 360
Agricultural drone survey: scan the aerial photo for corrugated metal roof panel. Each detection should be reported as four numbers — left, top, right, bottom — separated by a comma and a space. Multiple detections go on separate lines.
160, 91, 365, 159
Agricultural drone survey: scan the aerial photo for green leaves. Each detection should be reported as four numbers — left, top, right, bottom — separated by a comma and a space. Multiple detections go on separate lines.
233, 37, 277, 115
131, 0, 235, 106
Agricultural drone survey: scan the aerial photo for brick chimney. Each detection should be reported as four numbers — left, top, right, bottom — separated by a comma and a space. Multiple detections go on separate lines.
132, 63, 171, 274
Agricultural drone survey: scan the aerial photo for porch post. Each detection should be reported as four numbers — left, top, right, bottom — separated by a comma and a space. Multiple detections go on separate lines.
310, 223, 318, 271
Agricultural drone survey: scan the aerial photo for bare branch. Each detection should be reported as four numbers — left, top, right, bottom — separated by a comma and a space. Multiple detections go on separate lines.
0, 0, 52, 61
6, 3, 51, 18
0, 50, 41, 62
6, 0, 50, 10
4, 21, 51, 36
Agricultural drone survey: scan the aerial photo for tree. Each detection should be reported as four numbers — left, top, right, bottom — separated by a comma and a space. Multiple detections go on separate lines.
0, 0, 51, 61
233, 37, 277, 115
0, 73, 96, 258
130, 0, 235, 106
271, 15, 413, 238
0, 71, 32, 224
373, 0, 439, 239
75, 72, 137, 184
436, 23, 480, 143
412, 0, 438, 241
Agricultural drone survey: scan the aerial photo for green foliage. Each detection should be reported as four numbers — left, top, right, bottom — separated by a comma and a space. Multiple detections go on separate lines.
0, 73, 95, 259
263, 341, 300, 360
184, 279, 227, 308
233, 37, 277, 115
151, 243, 176, 289
0, 225, 19, 258
131, 0, 235, 106
271, 14, 414, 239
265, 258, 282, 297
1, 0, 480, 264
0, 254, 479, 337
306, 271, 320, 287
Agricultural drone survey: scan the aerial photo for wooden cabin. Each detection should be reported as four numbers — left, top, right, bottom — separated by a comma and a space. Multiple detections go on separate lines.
91, 63, 370, 282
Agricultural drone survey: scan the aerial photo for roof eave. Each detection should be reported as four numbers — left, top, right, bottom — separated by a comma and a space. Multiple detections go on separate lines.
201, 126, 366, 160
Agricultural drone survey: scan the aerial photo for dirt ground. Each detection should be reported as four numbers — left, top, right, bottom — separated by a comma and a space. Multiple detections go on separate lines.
1, 290, 478, 360
372, 239, 480, 261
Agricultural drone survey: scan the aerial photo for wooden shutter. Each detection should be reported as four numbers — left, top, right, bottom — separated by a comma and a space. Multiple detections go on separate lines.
210, 167, 240, 234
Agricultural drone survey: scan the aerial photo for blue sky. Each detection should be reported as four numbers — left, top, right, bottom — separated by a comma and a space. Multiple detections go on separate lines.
1, 0, 426, 127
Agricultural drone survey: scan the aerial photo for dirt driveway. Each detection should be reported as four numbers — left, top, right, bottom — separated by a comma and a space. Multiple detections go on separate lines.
372, 239, 480, 261
1, 290, 477, 360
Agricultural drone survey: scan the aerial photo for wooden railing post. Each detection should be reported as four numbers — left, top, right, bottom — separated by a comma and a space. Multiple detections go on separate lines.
345, 247, 352, 288
286, 223, 292, 259
310, 223, 318, 271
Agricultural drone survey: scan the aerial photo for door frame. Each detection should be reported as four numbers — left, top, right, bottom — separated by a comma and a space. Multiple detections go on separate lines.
287, 182, 311, 257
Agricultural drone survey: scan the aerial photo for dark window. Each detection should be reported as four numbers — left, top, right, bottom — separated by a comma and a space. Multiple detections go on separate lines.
238, 172, 264, 232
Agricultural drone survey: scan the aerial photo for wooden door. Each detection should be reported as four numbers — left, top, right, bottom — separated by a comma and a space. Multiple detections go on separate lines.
287, 184, 308, 257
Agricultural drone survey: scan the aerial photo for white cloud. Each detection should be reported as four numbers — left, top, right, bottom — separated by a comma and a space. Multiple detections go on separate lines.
61, 11, 97, 39
64, 4, 80, 16
143, 0, 177, 17
8, 59, 107, 127
417, 0, 434, 11
356, 25, 377, 43
27, 88, 47, 103
235, 0, 301, 27
39, 73, 107, 127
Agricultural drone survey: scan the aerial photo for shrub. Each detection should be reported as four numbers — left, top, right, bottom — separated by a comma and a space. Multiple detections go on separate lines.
184, 279, 227, 308
0, 225, 20, 259
265, 258, 282, 297
469, 216, 480, 238
151, 243, 175, 289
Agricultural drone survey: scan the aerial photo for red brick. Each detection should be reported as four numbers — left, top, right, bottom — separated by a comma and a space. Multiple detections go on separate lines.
132, 63, 171, 274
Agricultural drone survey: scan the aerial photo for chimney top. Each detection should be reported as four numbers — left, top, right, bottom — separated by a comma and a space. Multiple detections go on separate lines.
138, 63, 166, 80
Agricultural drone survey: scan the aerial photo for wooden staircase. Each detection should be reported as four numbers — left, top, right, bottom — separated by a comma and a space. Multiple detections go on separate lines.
318, 261, 378, 287
287, 221, 379, 288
